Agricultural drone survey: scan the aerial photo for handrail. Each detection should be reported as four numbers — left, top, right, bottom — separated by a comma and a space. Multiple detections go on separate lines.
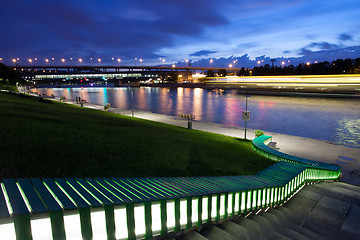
0, 136, 341, 240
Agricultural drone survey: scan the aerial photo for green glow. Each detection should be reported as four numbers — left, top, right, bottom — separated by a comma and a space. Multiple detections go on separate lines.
179, 199, 187, 226
1, 183, 13, 215
31, 217, 53, 240
247, 191, 251, 210
241, 192, 246, 211
228, 193, 233, 215
252, 190, 257, 208
64, 213, 82, 240
16, 182, 32, 213
114, 207, 128, 239
266, 189, 270, 205
191, 198, 198, 224
211, 196, 217, 220
234, 193, 239, 213
201, 197, 208, 221
262, 189, 266, 205
151, 202, 161, 231
220, 194, 225, 217
0, 222, 16, 240
77, 181, 103, 205
167, 201, 176, 229
257, 189, 261, 207
270, 188, 274, 204
91, 210, 108, 240
66, 181, 91, 205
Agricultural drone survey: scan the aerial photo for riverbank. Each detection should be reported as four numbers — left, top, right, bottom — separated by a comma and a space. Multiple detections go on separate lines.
0, 91, 274, 178
58, 97, 360, 186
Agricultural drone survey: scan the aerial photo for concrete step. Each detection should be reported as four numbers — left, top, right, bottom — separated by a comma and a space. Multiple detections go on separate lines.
306, 183, 360, 205
220, 220, 265, 240
201, 225, 238, 240
236, 217, 265, 238
182, 231, 209, 240
341, 204, 360, 237
248, 214, 294, 240
261, 210, 328, 240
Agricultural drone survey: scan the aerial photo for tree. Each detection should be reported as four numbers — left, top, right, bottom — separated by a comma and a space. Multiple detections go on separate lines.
0, 63, 24, 85
206, 70, 215, 77
217, 69, 227, 77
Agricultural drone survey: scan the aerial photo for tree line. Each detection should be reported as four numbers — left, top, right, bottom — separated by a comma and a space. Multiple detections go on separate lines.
206, 58, 360, 77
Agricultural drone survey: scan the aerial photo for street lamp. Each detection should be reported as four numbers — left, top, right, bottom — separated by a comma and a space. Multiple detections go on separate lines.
61, 59, 65, 63
210, 59, 213, 67
243, 95, 251, 140
45, 59, 49, 63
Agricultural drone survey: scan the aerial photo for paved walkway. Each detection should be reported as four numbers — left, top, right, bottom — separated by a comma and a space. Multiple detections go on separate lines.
62, 99, 360, 186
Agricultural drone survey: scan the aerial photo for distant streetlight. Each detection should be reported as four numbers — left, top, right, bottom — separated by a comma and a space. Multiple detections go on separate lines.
172, 64, 176, 68
306, 62, 310, 66
61, 59, 65, 63
45, 59, 49, 63
229, 64, 233, 68
282, 61, 285, 66
185, 59, 189, 67
134, 57, 137, 66
79, 58, 83, 63
12, 59, 17, 64
98, 58, 101, 64
257, 60, 261, 65
117, 58, 121, 63
34, 58, 37, 61
28, 59, 32, 63
139, 58, 143, 65
210, 59, 213, 67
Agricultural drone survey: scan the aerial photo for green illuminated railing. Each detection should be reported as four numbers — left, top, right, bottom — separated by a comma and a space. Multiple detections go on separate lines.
0, 136, 341, 240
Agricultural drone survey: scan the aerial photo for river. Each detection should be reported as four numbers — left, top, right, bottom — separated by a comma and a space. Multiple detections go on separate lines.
30, 87, 360, 146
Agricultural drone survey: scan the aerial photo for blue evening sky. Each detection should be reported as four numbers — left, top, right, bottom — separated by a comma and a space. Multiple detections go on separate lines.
0, 0, 359, 67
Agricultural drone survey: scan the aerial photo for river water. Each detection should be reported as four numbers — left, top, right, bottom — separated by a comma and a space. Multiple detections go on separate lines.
31, 87, 360, 146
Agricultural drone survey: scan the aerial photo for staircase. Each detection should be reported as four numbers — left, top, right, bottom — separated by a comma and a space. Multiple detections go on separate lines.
175, 182, 360, 240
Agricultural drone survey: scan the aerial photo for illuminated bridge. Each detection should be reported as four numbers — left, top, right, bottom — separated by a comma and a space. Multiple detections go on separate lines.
0, 136, 340, 240
13, 65, 240, 82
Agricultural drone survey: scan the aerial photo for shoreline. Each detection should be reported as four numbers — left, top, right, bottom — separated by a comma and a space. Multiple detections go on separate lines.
51, 96, 360, 186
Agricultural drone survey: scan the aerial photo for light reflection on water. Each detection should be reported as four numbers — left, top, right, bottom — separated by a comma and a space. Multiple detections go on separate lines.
31, 87, 360, 146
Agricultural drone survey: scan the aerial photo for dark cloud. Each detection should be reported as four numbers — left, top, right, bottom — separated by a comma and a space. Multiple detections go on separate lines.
283, 50, 291, 54
308, 42, 340, 50
338, 33, 353, 42
0, 0, 227, 63
190, 50, 217, 57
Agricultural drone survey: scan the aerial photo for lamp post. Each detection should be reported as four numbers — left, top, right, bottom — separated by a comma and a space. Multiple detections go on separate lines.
131, 90, 134, 117
210, 59, 213, 68
243, 95, 251, 140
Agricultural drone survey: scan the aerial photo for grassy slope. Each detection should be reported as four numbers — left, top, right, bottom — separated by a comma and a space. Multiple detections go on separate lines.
0, 92, 274, 178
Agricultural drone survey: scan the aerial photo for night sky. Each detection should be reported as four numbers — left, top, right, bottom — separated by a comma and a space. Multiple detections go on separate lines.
1, 0, 359, 67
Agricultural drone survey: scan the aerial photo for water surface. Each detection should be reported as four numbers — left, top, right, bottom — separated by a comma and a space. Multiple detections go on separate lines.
31, 87, 360, 146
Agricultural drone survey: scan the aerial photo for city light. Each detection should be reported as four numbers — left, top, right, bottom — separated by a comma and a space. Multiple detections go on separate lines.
98, 58, 101, 62
28, 59, 32, 63
34, 58, 37, 61
117, 58, 121, 62
257, 61, 261, 65
172, 64, 175, 68
306, 62, 310, 66
229, 64, 233, 68
12, 59, 16, 63
61, 59, 65, 63
45, 59, 49, 63
52, 58, 55, 61
282, 61, 285, 65
79, 58, 82, 63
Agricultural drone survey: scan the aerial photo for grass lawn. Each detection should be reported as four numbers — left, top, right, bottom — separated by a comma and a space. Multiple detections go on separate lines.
0, 92, 274, 178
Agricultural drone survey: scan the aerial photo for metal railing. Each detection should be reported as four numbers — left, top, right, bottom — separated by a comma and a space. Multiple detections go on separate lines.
0, 135, 341, 240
